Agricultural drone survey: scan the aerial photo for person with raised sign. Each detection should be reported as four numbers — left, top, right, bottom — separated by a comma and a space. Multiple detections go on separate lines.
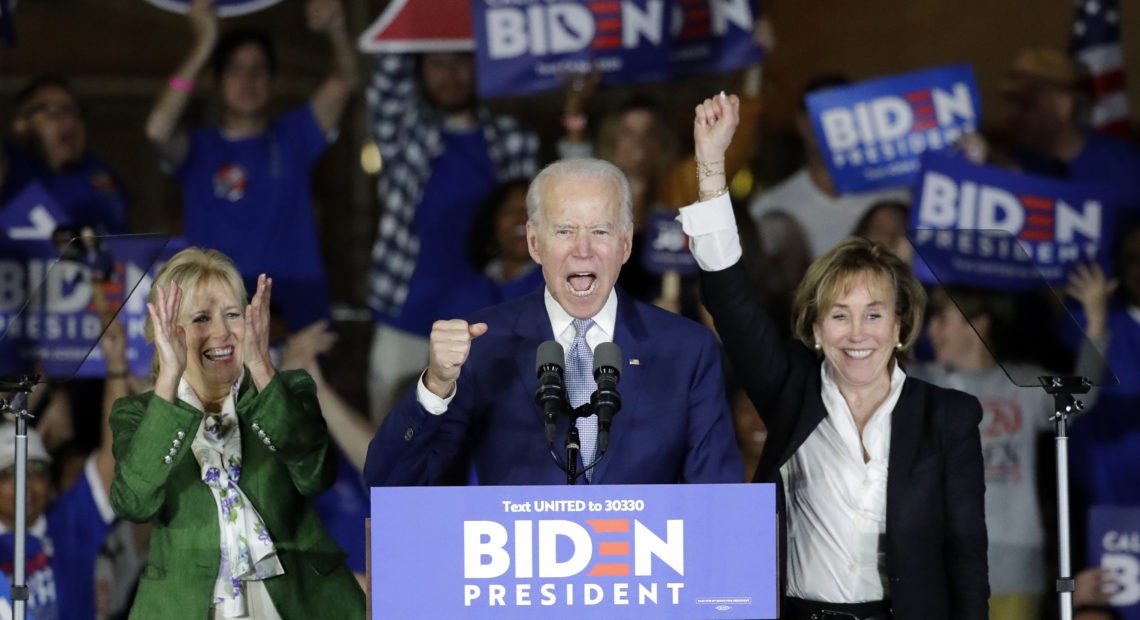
108, 248, 364, 619
144, 0, 357, 334
364, 48, 540, 427
364, 158, 741, 487
680, 93, 989, 619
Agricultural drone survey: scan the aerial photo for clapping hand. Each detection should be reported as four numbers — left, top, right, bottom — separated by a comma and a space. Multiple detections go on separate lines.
148, 281, 187, 402
242, 274, 276, 388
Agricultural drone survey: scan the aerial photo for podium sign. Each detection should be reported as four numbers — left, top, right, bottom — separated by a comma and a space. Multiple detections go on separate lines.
371, 483, 777, 619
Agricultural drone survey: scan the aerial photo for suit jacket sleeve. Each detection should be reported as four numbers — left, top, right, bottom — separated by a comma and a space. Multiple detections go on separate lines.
682, 328, 744, 483
242, 369, 336, 497
942, 391, 990, 617
364, 376, 473, 486
110, 392, 205, 522
700, 262, 808, 438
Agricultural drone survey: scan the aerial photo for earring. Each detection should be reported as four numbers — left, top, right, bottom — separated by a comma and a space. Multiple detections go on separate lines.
814, 342, 822, 351
895, 342, 903, 351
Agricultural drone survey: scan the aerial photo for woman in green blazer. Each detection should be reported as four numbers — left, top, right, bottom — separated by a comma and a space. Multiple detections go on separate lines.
109, 247, 365, 619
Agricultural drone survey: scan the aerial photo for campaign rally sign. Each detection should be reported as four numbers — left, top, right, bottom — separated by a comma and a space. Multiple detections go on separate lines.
909, 152, 1116, 290
641, 210, 697, 275
1, 184, 170, 378
146, 0, 283, 18
359, 0, 475, 53
371, 483, 777, 619
807, 65, 981, 194
1088, 505, 1140, 619
669, 0, 763, 77
474, 0, 673, 98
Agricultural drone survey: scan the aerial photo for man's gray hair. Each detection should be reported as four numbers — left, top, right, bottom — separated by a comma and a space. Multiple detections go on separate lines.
526, 158, 634, 232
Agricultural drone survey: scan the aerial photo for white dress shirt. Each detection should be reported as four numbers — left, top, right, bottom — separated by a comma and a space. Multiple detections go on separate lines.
416, 289, 618, 413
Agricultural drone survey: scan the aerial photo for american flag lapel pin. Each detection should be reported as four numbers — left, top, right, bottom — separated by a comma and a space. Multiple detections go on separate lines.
629, 358, 640, 366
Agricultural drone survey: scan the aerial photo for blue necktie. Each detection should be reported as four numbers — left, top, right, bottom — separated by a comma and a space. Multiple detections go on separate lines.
566, 318, 597, 479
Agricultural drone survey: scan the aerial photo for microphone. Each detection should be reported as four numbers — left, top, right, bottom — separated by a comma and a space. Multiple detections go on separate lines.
534, 341, 567, 444
591, 342, 622, 456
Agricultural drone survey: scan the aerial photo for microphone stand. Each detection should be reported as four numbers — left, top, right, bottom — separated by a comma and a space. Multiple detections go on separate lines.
1039, 375, 1090, 620
1, 373, 40, 620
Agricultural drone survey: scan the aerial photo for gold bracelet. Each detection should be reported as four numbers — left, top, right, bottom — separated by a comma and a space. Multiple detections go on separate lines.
698, 185, 730, 201
695, 159, 725, 180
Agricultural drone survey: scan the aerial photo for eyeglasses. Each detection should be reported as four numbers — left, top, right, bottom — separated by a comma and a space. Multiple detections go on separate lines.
20, 102, 80, 120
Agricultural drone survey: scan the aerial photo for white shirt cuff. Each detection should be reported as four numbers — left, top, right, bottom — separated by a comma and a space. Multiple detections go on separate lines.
415, 370, 455, 415
677, 191, 742, 271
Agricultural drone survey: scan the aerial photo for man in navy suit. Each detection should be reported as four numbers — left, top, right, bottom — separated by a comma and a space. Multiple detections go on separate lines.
364, 158, 741, 486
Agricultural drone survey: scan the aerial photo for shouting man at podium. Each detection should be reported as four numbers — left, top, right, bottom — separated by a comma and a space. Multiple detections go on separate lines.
364, 158, 741, 486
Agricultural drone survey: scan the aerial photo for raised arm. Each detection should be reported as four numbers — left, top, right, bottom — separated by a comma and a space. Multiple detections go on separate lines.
306, 0, 359, 135
144, 0, 218, 168
279, 320, 373, 473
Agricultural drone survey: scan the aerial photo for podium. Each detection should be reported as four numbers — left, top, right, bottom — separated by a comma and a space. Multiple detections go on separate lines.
368, 483, 777, 619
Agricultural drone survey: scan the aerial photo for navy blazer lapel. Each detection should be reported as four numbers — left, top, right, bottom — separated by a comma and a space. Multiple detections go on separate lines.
886, 378, 923, 523
591, 291, 648, 483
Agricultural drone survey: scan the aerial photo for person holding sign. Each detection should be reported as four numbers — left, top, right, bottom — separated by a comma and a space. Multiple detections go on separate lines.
108, 248, 364, 619
679, 93, 988, 619
364, 158, 741, 487
144, 0, 357, 333
364, 49, 539, 426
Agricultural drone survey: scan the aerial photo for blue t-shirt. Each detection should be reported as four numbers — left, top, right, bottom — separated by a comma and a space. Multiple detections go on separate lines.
176, 105, 331, 331
440, 264, 545, 319
0, 462, 114, 620
378, 128, 497, 335
1, 141, 129, 234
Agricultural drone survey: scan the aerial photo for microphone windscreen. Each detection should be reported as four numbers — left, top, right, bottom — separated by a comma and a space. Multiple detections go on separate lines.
593, 342, 622, 379
536, 340, 565, 374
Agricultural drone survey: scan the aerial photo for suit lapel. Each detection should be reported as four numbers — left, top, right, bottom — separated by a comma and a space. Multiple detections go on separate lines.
592, 291, 648, 483
886, 378, 923, 525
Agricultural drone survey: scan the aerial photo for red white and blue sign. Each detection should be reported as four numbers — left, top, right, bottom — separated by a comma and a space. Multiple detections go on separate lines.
807, 65, 981, 194
472, 0, 763, 98
1088, 505, 1140, 619
0, 183, 171, 379
370, 483, 778, 619
146, 0, 283, 18
910, 153, 1117, 290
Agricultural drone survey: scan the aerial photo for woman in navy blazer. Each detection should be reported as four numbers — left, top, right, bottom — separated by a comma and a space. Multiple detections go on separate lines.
678, 93, 988, 619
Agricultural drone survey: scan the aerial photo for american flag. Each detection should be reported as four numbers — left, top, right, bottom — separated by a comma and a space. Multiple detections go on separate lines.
1070, 0, 1130, 136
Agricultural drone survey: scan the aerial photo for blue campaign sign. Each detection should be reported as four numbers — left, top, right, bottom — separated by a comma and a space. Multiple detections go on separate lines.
909, 152, 1116, 290
371, 483, 778, 619
1, 185, 171, 378
807, 65, 981, 194
146, 0, 283, 18
1088, 505, 1140, 619
473, 0, 672, 99
669, 0, 762, 77
641, 210, 697, 275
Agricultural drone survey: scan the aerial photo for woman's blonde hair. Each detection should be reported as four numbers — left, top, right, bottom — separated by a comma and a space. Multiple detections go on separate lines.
792, 236, 927, 354
145, 247, 247, 377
